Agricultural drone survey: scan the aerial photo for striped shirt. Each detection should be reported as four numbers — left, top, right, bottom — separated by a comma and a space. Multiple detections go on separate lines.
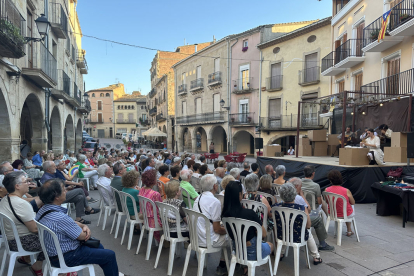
35, 204, 82, 256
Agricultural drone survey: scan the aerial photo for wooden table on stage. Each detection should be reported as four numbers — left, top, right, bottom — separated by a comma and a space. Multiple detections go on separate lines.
339, 147, 370, 166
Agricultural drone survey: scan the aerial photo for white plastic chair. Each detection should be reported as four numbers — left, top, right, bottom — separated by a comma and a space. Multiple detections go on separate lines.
214, 194, 224, 210
136, 195, 163, 260
35, 221, 96, 276
239, 176, 246, 185
322, 192, 360, 246
154, 202, 189, 275
302, 191, 317, 210
182, 208, 229, 276
74, 176, 90, 191
0, 212, 41, 276
96, 183, 115, 230
180, 187, 194, 209
271, 206, 310, 276
222, 217, 272, 276
257, 192, 278, 206
119, 191, 143, 250
271, 184, 281, 196
110, 187, 126, 238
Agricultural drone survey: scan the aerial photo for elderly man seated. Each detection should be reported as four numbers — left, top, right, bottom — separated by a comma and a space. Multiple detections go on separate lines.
40, 161, 100, 224
193, 174, 229, 275
215, 167, 225, 187
288, 177, 334, 251
36, 179, 119, 276
180, 169, 199, 207
229, 168, 246, 194
96, 164, 115, 206
75, 154, 99, 190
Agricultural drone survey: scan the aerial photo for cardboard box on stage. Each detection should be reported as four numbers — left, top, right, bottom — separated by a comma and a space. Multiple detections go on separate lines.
384, 147, 408, 162
339, 147, 369, 166
264, 145, 282, 157
298, 145, 312, 156
308, 129, 327, 142
299, 137, 310, 145
312, 141, 328, 156
328, 134, 338, 146
391, 132, 407, 147
328, 145, 338, 156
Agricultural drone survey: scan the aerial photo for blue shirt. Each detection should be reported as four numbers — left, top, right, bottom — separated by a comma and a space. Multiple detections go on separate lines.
143, 166, 154, 172
55, 170, 66, 181
165, 159, 171, 165
36, 204, 82, 256
32, 154, 43, 166
40, 172, 56, 184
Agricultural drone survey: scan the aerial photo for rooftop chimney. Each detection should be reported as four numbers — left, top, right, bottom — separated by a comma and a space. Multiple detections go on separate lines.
213, 35, 216, 43
194, 43, 198, 52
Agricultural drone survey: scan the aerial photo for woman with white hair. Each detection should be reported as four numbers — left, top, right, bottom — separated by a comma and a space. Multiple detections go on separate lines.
96, 164, 114, 205
274, 183, 322, 264
75, 154, 99, 189
274, 165, 287, 185
243, 173, 271, 216
179, 169, 199, 207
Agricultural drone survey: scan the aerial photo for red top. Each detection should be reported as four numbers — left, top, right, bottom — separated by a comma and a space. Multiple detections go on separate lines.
325, 185, 353, 217
88, 158, 95, 166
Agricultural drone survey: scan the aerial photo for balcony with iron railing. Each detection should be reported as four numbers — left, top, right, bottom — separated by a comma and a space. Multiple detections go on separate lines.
176, 111, 226, 125
229, 112, 256, 126
388, 0, 414, 37
321, 39, 364, 76
73, 82, 81, 105
0, 0, 25, 58
178, 84, 187, 95
22, 42, 57, 88
361, 68, 414, 98
149, 88, 157, 98
149, 106, 157, 116
89, 118, 104, 124
260, 113, 323, 130
71, 45, 75, 63
208, 71, 222, 86
233, 77, 255, 94
266, 76, 283, 91
156, 114, 166, 122
76, 50, 88, 74
116, 118, 136, 124
78, 99, 91, 113
190, 78, 204, 92
299, 67, 320, 86
49, 2, 68, 39
51, 70, 71, 100
139, 118, 149, 126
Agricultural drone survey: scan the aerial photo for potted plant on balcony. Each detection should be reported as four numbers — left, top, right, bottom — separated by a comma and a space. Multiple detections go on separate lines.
242, 46, 248, 52
247, 116, 252, 123
400, 13, 411, 23
370, 29, 380, 41
231, 117, 235, 123
0, 19, 25, 58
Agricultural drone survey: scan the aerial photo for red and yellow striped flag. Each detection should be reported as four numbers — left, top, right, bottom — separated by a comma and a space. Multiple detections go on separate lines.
378, 10, 392, 42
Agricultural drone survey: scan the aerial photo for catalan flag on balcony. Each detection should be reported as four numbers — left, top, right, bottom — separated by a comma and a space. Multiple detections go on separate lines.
378, 10, 392, 42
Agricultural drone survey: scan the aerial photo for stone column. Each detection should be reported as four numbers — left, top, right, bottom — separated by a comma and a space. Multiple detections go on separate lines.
0, 138, 20, 162
192, 136, 197, 153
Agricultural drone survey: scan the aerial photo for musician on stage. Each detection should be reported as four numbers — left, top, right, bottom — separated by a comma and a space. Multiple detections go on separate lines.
379, 124, 393, 149
360, 128, 385, 165
360, 127, 377, 140
332, 126, 354, 157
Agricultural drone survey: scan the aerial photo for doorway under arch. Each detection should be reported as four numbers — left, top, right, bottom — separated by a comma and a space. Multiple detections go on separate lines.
195, 126, 207, 152
75, 119, 82, 151
233, 130, 254, 155
269, 135, 296, 154
64, 115, 75, 152
210, 125, 227, 154
0, 89, 12, 161
20, 93, 44, 152
181, 127, 191, 152
50, 106, 62, 152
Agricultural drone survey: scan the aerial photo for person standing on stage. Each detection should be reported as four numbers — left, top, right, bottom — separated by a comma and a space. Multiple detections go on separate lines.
360, 128, 384, 165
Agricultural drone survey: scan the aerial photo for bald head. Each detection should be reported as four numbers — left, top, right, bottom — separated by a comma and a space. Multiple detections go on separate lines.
216, 167, 225, 177
265, 165, 274, 174
0, 162, 13, 175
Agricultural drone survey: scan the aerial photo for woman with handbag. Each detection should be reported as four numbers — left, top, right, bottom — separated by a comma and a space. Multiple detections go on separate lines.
36, 178, 119, 276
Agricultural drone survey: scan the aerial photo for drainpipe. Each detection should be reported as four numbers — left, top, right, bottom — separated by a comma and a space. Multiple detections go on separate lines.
44, 88, 51, 132
228, 37, 238, 153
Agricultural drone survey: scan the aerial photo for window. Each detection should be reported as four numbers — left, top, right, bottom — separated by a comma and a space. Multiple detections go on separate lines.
338, 80, 345, 93
52, 40, 57, 58
196, 66, 201, 79
128, 113, 134, 122
182, 101, 187, 116
131, 105, 135, 110
304, 53, 318, 83
142, 114, 147, 120
243, 40, 248, 48
106, 93, 110, 97
98, 113, 103, 123
92, 93, 95, 97
195, 98, 202, 114
354, 73, 363, 91
182, 72, 186, 84
214, 58, 220, 73
268, 98, 281, 128
100, 93, 104, 97
27, 10, 33, 68
118, 106, 120, 109
141, 105, 144, 110
270, 63, 282, 89
213, 93, 220, 113
97, 101, 102, 110
239, 65, 250, 90
387, 57, 400, 95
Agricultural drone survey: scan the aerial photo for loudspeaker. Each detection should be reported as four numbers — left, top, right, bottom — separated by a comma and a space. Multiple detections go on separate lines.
255, 138, 263, 149
407, 132, 414, 158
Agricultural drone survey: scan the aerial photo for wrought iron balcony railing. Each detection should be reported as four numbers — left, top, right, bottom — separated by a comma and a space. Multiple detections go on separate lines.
232, 77, 254, 94
178, 84, 187, 94
38, 43, 57, 83
260, 113, 321, 130
176, 111, 225, 124
0, 0, 25, 58
322, 39, 364, 72
156, 114, 166, 122
149, 107, 157, 116
266, 76, 283, 91
361, 68, 414, 97
73, 82, 81, 104
208, 71, 222, 85
299, 67, 320, 85
62, 70, 70, 96
116, 119, 136, 124
149, 88, 157, 98
190, 78, 204, 91
49, 2, 68, 37
229, 112, 256, 125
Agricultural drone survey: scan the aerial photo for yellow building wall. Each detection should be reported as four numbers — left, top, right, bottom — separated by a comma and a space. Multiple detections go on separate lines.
272, 20, 319, 33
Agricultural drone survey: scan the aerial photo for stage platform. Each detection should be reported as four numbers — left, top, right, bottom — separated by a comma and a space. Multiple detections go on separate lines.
257, 155, 414, 204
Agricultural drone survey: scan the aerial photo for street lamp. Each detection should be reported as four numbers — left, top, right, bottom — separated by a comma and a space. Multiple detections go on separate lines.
83, 92, 89, 101
220, 99, 230, 110
25, 14, 51, 42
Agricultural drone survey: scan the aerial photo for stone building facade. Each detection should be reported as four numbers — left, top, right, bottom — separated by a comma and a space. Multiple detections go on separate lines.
0, 0, 89, 161
114, 91, 147, 137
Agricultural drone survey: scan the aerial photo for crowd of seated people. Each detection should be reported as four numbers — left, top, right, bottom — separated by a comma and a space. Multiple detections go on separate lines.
0, 145, 359, 276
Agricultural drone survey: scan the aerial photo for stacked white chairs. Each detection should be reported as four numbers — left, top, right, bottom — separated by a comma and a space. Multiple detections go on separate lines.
182, 208, 229, 276
322, 191, 360, 246
0, 213, 41, 276
136, 195, 163, 260
180, 187, 193, 209
119, 191, 143, 250
96, 183, 116, 230
110, 187, 126, 238
35, 221, 96, 276
222, 217, 272, 276
154, 202, 189, 275
271, 206, 311, 276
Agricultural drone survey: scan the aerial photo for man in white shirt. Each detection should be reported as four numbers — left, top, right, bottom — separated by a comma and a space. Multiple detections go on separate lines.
193, 174, 228, 275
143, 157, 155, 172
96, 164, 114, 206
